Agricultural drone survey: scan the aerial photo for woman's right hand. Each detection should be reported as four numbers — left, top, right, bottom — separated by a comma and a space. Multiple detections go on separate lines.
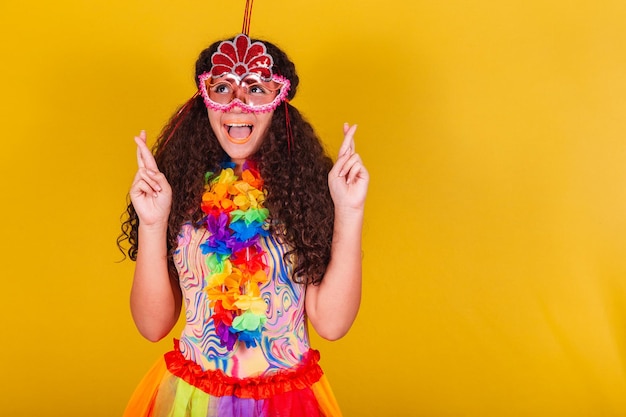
129, 130, 172, 227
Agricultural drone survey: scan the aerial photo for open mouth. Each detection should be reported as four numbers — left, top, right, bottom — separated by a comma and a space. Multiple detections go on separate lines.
225, 122, 254, 144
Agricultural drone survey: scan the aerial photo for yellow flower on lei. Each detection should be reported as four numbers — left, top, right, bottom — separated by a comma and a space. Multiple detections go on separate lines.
201, 168, 239, 211
233, 294, 267, 315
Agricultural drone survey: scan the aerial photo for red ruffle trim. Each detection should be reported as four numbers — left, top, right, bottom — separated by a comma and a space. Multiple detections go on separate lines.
164, 340, 324, 400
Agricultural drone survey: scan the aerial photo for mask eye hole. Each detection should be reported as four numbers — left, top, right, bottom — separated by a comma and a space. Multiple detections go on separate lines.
246, 83, 274, 96
209, 81, 234, 95
198, 72, 291, 112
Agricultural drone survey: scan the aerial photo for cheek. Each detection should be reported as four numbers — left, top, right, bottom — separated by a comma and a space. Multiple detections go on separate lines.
253, 126, 271, 150
255, 114, 274, 138
207, 110, 222, 133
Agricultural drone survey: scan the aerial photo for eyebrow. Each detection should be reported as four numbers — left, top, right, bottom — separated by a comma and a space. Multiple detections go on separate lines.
241, 75, 265, 83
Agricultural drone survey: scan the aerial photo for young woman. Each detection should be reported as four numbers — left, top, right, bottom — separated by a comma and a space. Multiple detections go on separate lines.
119, 34, 368, 417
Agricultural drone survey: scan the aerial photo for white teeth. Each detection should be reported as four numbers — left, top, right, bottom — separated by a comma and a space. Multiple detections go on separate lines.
226, 123, 253, 127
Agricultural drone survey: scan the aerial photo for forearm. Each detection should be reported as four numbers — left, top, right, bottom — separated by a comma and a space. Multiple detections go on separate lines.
130, 223, 181, 342
306, 208, 363, 340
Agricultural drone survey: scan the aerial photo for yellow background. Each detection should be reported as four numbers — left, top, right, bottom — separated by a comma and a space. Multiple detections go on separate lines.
1, 0, 625, 416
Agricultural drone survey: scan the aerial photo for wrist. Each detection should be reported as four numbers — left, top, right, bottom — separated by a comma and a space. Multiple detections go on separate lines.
334, 205, 364, 221
138, 221, 169, 235
333, 207, 364, 235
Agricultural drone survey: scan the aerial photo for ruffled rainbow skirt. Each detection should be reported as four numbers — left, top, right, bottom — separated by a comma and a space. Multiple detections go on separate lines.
123, 344, 342, 417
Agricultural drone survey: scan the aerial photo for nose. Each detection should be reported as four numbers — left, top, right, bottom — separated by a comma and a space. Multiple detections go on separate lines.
234, 86, 248, 104
229, 104, 244, 114
229, 87, 248, 113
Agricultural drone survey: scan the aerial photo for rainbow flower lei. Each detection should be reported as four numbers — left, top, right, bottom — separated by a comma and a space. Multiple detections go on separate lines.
200, 161, 270, 351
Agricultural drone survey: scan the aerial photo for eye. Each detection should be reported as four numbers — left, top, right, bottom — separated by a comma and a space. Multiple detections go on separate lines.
211, 82, 233, 95
248, 83, 271, 95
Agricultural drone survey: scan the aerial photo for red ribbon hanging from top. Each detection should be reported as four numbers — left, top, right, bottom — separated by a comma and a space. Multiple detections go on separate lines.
242, 0, 254, 36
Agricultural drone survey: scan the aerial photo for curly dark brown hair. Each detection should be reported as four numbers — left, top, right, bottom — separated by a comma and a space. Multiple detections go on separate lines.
118, 36, 334, 285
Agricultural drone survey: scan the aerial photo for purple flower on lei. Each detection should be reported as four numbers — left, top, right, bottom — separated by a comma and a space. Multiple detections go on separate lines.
216, 321, 238, 351
201, 212, 234, 256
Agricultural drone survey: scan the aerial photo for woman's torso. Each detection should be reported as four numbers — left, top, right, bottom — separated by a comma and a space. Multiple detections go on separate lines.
173, 223, 311, 378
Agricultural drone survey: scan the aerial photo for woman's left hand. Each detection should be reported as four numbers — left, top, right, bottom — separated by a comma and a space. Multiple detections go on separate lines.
309, 123, 368, 340
328, 123, 369, 213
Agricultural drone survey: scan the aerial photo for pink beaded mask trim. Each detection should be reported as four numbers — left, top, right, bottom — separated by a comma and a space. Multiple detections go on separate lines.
198, 34, 290, 114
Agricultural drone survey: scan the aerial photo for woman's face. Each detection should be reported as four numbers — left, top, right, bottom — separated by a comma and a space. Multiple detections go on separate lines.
207, 107, 274, 168
199, 36, 290, 167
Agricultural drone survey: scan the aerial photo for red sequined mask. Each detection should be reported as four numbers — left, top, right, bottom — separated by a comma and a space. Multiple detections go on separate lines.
199, 35, 290, 114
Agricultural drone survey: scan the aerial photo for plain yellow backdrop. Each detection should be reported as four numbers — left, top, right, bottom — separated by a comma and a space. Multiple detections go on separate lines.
1, 0, 625, 416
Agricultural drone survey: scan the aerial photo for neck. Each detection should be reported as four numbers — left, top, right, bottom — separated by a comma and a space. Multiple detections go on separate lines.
232, 159, 244, 175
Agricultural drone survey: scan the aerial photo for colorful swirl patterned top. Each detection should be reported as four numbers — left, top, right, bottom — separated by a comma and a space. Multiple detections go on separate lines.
199, 162, 270, 351
174, 225, 310, 377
